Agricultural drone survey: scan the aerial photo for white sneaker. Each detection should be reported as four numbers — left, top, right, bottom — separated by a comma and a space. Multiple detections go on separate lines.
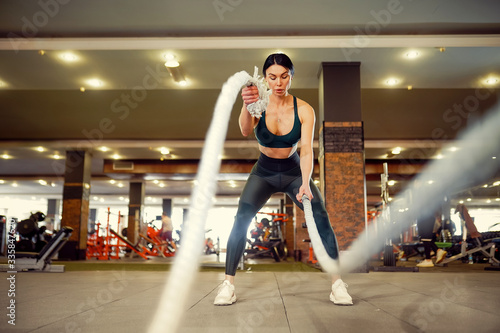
330, 279, 353, 306
435, 249, 447, 264
416, 259, 434, 268
214, 280, 237, 306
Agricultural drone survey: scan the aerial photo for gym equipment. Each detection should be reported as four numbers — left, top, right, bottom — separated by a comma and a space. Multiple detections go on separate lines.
436, 204, 500, 269
15, 211, 50, 252
245, 213, 288, 262
372, 164, 418, 272
86, 209, 150, 260
0, 227, 73, 272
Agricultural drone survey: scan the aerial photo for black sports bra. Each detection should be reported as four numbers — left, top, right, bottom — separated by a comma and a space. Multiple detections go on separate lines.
254, 96, 301, 148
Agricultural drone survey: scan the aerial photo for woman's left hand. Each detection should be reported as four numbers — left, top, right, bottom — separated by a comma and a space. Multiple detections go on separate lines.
296, 184, 313, 203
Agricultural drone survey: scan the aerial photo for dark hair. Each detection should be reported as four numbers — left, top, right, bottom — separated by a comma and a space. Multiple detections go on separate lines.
263, 53, 294, 77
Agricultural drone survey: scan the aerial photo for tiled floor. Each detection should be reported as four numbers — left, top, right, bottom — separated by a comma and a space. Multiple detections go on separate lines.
1, 258, 500, 333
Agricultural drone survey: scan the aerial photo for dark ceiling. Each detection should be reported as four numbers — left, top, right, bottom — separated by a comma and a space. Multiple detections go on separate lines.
0, 0, 499, 209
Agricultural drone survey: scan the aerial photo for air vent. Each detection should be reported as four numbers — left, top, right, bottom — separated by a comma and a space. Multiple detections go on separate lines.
113, 161, 134, 170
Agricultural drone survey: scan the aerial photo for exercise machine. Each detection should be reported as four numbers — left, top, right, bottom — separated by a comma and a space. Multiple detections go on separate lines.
0, 227, 73, 272
436, 204, 500, 269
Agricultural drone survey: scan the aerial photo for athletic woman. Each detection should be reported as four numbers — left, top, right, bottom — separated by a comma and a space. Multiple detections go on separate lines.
214, 53, 353, 306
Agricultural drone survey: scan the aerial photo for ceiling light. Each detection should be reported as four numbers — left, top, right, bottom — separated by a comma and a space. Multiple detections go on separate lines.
80, 87, 85, 92
486, 199, 492, 203
51, 153, 62, 159
159, 147, 170, 155
485, 77, 498, 85
492, 181, 500, 186
449, 146, 458, 152
466, 198, 472, 201
391, 147, 401, 155
496, 198, 500, 202
407, 85, 413, 90
163, 53, 176, 61
438, 47, 446, 52
11, 182, 18, 187
153, 180, 159, 184
388, 180, 396, 186
86, 79, 103, 87
178, 80, 188, 86
109, 179, 116, 184
98, 146, 109, 152
1, 154, 12, 159
405, 50, 419, 59
165, 60, 180, 68
385, 78, 398, 86
435, 154, 444, 159
59, 52, 78, 62
38, 179, 47, 186
482, 184, 489, 188
112, 154, 121, 159
117, 183, 124, 188
0, 81, 5, 87
427, 180, 434, 185
38, 50, 45, 56
35, 146, 45, 152
459, 200, 464, 204
0, 180, 5, 184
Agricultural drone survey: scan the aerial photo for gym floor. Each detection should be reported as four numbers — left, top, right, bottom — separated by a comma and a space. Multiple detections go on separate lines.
1, 256, 499, 333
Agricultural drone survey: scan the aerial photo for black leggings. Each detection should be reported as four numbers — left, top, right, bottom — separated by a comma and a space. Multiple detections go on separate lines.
225, 152, 339, 276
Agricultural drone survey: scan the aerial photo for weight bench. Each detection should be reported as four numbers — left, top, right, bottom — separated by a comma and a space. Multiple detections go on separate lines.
436, 204, 500, 268
0, 227, 73, 272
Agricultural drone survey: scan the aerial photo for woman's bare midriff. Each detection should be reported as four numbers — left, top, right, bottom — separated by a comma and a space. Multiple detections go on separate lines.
258, 145, 298, 159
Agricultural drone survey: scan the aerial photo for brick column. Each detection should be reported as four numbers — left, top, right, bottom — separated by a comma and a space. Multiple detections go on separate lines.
60, 150, 91, 260
318, 62, 367, 251
282, 195, 295, 259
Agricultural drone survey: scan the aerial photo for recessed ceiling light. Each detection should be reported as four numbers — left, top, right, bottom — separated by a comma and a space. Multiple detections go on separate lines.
59, 52, 78, 62
38, 179, 47, 186
159, 147, 170, 155
51, 153, 62, 159
11, 182, 18, 187
485, 77, 498, 85
35, 146, 45, 152
385, 78, 398, 86
80, 87, 86, 92
1, 154, 12, 159
178, 80, 188, 86
0, 180, 5, 184
163, 53, 176, 61
388, 180, 396, 186
391, 147, 401, 154
405, 50, 419, 59
86, 79, 103, 87
98, 146, 109, 152
112, 154, 121, 159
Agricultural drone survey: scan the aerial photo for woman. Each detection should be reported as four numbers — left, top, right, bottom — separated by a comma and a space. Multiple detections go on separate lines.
214, 53, 352, 306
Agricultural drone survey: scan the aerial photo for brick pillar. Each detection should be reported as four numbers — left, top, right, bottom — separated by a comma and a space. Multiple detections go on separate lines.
282, 195, 295, 259
318, 62, 367, 252
128, 182, 145, 244
60, 150, 91, 260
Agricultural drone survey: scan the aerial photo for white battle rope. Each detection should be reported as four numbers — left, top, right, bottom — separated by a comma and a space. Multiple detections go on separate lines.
339, 103, 500, 275
302, 195, 340, 274
148, 70, 254, 333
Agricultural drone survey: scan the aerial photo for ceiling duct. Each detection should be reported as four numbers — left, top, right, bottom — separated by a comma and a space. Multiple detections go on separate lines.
113, 161, 134, 170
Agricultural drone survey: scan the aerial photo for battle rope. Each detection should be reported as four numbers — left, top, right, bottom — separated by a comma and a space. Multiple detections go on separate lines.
147, 69, 267, 333
301, 195, 340, 274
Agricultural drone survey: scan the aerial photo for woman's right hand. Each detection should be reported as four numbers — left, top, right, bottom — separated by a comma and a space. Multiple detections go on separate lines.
241, 85, 259, 106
